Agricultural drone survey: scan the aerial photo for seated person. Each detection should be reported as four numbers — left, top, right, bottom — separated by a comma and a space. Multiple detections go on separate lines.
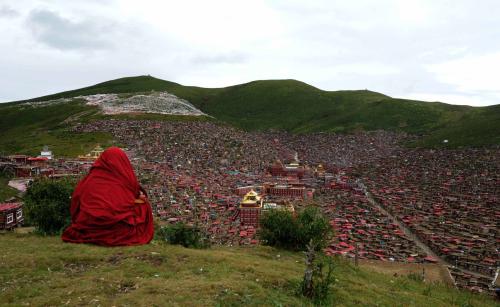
62, 147, 154, 246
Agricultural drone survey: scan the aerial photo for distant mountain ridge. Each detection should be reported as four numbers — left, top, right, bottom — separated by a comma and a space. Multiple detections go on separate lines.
1, 75, 499, 155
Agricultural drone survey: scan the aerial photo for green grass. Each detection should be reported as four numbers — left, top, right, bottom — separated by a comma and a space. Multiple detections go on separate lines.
410, 104, 500, 148
0, 233, 495, 306
0, 101, 115, 157
0, 175, 17, 202
3, 75, 500, 149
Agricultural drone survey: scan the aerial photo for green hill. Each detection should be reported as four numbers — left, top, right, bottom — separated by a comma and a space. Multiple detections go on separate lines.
15, 76, 181, 103
0, 233, 495, 306
0, 101, 114, 157
1, 75, 499, 156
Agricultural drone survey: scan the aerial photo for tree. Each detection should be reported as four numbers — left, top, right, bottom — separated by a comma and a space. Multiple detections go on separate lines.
297, 206, 332, 250
299, 240, 336, 304
156, 223, 210, 249
24, 177, 77, 235
260, 205, 332, 251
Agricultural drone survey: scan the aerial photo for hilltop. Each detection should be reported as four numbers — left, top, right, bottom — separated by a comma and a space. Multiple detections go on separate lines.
0, 233, 495, 306
1, 75, 499, 156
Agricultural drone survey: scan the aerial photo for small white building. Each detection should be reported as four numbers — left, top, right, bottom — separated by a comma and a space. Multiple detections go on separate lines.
39, 145, 53, 160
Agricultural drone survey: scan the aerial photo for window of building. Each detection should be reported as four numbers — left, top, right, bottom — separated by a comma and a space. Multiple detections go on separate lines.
16, 209, 22, 220
7, 213, 14, 224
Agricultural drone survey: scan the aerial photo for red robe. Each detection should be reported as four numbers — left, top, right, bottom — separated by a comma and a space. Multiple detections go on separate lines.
62, 147, 154, 246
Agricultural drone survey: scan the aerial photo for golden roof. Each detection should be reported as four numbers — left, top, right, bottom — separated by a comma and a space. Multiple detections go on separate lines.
240, 190, 262, 207
245, 189, 258, 197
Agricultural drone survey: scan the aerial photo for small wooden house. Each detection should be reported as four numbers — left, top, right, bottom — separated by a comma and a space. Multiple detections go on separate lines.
0, 203, 24, 230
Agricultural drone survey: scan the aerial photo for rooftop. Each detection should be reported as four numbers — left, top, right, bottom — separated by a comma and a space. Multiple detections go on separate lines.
0, 203, 22, 211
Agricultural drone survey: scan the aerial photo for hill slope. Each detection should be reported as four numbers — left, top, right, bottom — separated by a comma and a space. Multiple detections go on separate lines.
0, 233, 495, 306
0, 101, 114, 156
15, 76, 181, 102
1, 75, 499, 156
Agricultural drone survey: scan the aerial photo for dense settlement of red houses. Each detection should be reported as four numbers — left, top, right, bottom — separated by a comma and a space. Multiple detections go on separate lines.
1, 119, 498, 293
0, 146, 100, 229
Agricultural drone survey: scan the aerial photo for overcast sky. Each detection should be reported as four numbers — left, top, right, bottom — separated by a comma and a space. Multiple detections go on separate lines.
1, 0, 499, 106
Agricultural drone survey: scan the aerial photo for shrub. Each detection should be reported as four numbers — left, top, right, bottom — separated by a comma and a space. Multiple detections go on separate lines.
260, 206, 332, 251
24, 177, 77, 235
157, 223, 210, 248
296, 206, 332, 250
259, 209, 301, 250
299, 241, 336, 305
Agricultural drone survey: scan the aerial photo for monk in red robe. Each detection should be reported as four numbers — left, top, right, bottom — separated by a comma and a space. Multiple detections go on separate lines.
62, 147, 154, 246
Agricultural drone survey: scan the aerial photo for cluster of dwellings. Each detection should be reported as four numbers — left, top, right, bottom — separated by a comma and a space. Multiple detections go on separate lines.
71, 120, 326, 245
139, 162, 264, 246
0, 145, 106, 228
0, 145, 105, 179
355, 148, 499, 293
70, 119, 499, 294
1, 155, 49, 178
141, 159, 316, 244
318, 184, 430, 263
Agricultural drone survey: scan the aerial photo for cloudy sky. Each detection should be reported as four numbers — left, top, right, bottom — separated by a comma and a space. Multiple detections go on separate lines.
1, 0, 499, 106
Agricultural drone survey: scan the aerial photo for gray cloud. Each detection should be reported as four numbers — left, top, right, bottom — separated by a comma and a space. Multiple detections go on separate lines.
191, 52, 248, 65
0, 5, 19, 18
26, 9, 115, 50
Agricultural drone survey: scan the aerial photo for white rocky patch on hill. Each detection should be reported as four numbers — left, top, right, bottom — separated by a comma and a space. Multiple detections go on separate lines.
81, 92, 206, 116
25, 92, 206, 116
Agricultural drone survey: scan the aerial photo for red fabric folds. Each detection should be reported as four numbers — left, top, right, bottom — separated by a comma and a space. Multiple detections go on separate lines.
62, 147, 154, 246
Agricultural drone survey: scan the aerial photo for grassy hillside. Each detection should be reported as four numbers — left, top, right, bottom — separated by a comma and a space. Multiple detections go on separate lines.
191, 80, 447, 133
2, 75, 499, 151
0, 101, 115, 156
0, 233, 495, 306
0, 174, 17, 202
411, 104, 500, 148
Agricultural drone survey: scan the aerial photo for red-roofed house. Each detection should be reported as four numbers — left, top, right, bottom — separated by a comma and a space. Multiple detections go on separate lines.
0, 203, 24, 230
